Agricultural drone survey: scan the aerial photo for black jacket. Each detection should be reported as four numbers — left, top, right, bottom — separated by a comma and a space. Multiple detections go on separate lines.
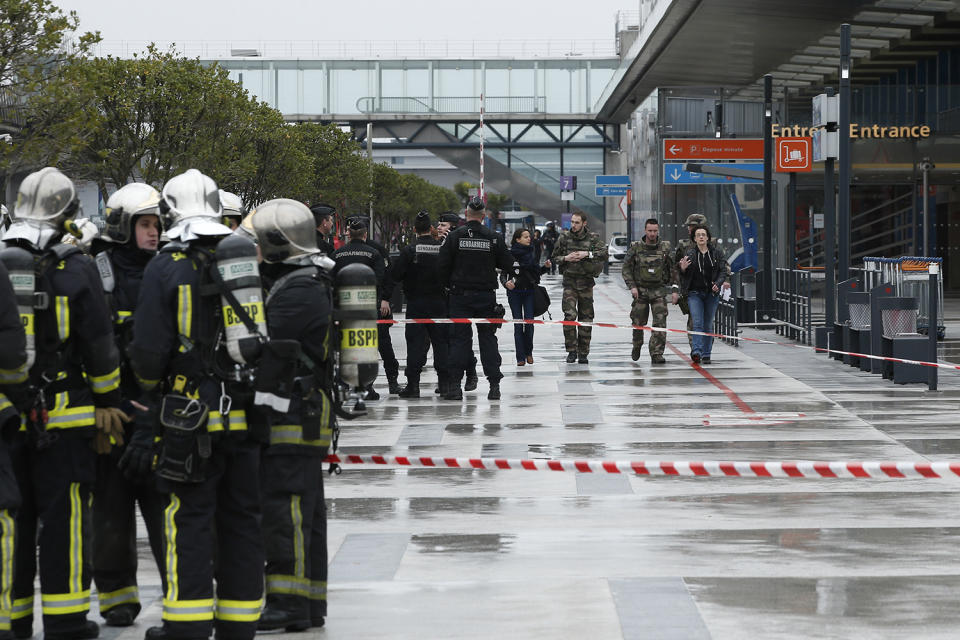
365, 238, 394, 300
0, 260, 26, 433
391, 235, 445, 299
680, 243, 728, 296
437, 220, 515, 291
332, 239, 385, 303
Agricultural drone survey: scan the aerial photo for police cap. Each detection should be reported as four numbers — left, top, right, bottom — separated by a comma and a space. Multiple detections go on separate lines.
348, 217, 367, 231
310, 203, 336, 226
438, 212, 460, 225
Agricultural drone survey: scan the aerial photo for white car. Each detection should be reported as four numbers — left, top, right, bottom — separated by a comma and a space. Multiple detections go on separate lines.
608, 235, 629, 263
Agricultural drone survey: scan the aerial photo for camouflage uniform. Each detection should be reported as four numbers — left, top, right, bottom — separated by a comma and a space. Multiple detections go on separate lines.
552, 226, 608, 356
624, 238, 676, 359
675, 236, 697, 347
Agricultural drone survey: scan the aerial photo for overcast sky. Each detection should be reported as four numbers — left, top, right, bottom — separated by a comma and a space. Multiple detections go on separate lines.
55, 0, 636, 45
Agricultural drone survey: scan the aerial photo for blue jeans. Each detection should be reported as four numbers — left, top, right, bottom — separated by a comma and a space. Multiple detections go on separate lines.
506, 288, 535, 361
687, 290, 720, 358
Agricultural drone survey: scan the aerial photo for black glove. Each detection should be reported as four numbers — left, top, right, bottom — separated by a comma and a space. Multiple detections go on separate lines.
118, 426, 155, 481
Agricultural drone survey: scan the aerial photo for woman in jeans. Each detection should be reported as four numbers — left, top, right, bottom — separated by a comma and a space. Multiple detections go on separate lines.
503, 228, 550, 366
678, 225, 729, 364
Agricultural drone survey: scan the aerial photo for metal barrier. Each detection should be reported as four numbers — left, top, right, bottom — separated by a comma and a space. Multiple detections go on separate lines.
772, 268, 823, 345
715, 295, 739, 346
862, 257, 944, 338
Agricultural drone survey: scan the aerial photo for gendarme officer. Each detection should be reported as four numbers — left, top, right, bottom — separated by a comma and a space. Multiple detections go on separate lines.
437, 197, 515, 401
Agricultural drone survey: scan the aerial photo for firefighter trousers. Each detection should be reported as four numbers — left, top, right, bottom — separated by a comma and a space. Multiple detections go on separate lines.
0, 437, 19, 638
260, 451, 327, 622
10, 432, 95, 637
157, 438, 263, 640
93, 449, 166, 619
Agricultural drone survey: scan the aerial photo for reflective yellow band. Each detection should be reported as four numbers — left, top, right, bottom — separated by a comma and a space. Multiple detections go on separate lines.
98, 586, 139, 611
0, 397, 11, 414
177, 285, 192, 352
309, 581, 327, 601
291, 496, 304, 578
162, 598, 214, 622
164, 495, 181, 602
214, 599, 262, 622
0, 367, 28, 384
55, 296, 70, 342
269, 423, 331, 448
137, 375, 160, 390
88, 367, 121, 394
207, 410, 248, 433
0, 511, 14, 631
11, 596, 33, 620
115, 310, 132, 325
68, 483, 83, 594
21, 313, 34, 337
41, 590, 90, 615
47, 405, 95, 429
265, 575, 309, 597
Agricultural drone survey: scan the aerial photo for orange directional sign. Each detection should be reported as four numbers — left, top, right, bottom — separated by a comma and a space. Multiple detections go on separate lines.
776, 136, 812, 172
663, 138, 764, 161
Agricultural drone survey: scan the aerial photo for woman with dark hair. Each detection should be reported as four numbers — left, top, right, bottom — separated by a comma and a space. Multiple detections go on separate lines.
678, 224, 729, 364
503, 228, 550, 365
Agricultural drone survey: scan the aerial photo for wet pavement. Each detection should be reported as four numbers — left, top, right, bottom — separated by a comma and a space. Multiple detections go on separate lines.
64, 272, 960, 639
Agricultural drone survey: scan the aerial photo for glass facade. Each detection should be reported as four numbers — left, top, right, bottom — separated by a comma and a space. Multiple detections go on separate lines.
212, 58, 618, 115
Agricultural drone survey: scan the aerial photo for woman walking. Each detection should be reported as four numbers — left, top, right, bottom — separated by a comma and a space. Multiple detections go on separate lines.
504, 229, 550, 366
678, 225, 729, 364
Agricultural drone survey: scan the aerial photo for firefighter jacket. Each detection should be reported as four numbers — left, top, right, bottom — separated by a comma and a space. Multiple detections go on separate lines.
129, 240, 256, 439
391, 235, 445, 299
261, 263, 334, 454
622, 239, 677, 296
0, 260, 26, 433
23, 246, 120, 435
437, 220, 515, 292
552, 226, 608, 280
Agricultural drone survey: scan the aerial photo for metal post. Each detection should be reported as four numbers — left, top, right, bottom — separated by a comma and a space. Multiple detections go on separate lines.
921, 158, 933, 256
824, 87, 836, 327
788, 172, 797, 268
838, 23, 851, 281
366, 122, 374, 239
929, 263, 939, 391
762, 74, 773, 318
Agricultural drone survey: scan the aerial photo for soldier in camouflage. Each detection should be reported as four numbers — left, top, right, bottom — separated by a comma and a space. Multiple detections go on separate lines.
551, 211, 608, 364
675, 213, 707, 347
623, 218, 678, 363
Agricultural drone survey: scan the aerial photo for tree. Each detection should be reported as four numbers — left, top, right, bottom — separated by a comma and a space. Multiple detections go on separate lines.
292, 122, 370, 211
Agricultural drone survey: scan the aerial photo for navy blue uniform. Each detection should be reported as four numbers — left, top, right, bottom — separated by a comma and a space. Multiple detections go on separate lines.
437, 220, 515, 384
91, 245, 166, 623
7, 246, 121, 639
259, 264, 333, 629
129, 241, 264, 640
392, 235, 449, 388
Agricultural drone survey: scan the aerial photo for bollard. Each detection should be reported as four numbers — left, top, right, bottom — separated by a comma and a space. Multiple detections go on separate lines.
929, 263, 938, 391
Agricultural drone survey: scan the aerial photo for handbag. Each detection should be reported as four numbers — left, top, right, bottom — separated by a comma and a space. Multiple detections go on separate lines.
533, 285, 551, 318
678, 295, 689, 316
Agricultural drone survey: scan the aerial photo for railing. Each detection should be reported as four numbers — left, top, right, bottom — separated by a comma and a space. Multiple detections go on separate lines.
773, 268, 824, 345
93, 39, 618, 60
356, 96, 547, 114
715, 296, 739, 346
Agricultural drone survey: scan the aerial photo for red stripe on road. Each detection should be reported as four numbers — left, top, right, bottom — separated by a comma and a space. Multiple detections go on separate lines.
666, 342, 756, 414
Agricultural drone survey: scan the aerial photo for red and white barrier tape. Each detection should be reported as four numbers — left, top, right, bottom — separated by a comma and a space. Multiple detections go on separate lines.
324, 453, 960, 479
376, 317, 959, 373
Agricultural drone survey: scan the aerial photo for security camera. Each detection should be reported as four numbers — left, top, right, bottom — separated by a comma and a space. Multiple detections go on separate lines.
919, 158, 935, 172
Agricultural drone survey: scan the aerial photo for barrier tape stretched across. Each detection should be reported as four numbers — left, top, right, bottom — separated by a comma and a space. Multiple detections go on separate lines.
324, 453, 960, 480
376, 317, 959, 373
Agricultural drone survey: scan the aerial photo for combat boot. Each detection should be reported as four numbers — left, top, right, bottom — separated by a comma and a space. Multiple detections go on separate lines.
443, 385, 463, 401
651, 354, 666, 364
631, 344, 642, 361
144, 626, 205, 640
257, 605, 310, 632
399, 384, 420, 398
578, 354, 589, 364
44, 621, 99, 640
566, 352, 577, 363
387, 377, 401, 395
464, 372, 478, 391
104, 603, 138, 627
487, 383, 501, 400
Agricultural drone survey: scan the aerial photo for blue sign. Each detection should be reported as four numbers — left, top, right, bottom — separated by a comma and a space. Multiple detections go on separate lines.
596, 175, 631, 185
560, 175, 577, 190
595, 186, 629, 197
727, 192, 758, 273
663, 163, 763, 184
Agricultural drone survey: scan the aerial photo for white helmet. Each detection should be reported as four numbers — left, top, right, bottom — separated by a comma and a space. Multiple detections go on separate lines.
247, 199, 321, 264
2, 167, 80, 250
220, 190, 245, 220
160, 169, 230, 241
104, 183, 162, 244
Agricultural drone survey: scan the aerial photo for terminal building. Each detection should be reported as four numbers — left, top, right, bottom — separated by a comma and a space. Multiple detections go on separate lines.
86, 0, 960, 293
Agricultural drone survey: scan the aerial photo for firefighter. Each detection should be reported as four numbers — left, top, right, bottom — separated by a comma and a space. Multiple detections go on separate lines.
127, 169, 265, 640
0, 258, 26, 640
2, 167, 126, 640
244, 200, 334, 631
90, 183, 167, 627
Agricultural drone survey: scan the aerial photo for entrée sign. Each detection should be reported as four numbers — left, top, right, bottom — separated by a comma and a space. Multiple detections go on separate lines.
772, 124, 932, 139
